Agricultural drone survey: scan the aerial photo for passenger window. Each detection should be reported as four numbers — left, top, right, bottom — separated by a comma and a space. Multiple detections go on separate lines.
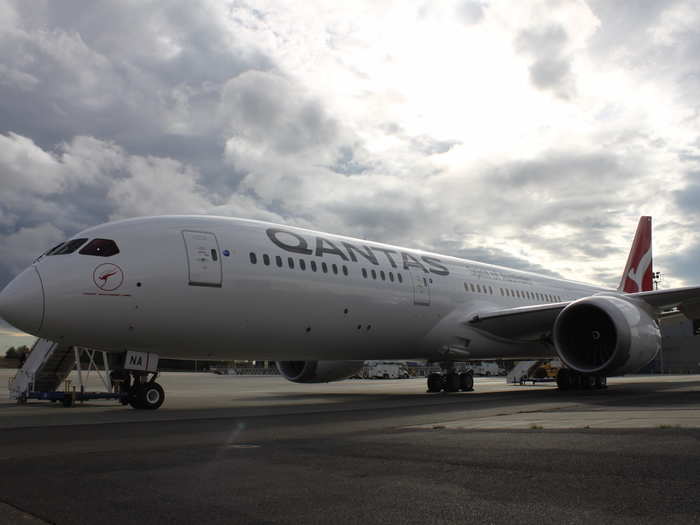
380, 270, 385, 280
311, 261, 317, 272
398, 274, 403, 283
371, 269, 377, 280
342, 266, 348, 276
211, 249, 218, 262
263, 254, 270, 266
250, 253, 257, 264
288, 257, 295, 269
79, 238, 119, 257
362, 268, 368, 278
332, 264, 338, 275
322, 262, 328, 273
276, 256, 283, 268
389, 272, 394, 282
299, 259, 306, 270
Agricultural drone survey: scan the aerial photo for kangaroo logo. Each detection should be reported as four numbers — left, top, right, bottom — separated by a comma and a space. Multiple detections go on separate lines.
93, 263, 124, 291
626, 247, 652, 293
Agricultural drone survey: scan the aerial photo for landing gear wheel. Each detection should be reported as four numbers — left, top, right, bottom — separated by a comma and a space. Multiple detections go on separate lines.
556, 368, 571, 391
427, 373, 442, 393
128, 385, 145, 409
443, 373, 460, 393
128, 382, 165, 410
139, 382, 165, 410
459, 372, 474, 392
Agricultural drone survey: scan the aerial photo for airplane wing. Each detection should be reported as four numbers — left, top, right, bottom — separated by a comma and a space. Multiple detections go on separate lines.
467, 302, 567, 342
467, 286, 700, 342
628, 286, 700, 319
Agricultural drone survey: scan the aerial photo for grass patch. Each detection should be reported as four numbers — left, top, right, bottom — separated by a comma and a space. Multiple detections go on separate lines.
529, 424, 544, 430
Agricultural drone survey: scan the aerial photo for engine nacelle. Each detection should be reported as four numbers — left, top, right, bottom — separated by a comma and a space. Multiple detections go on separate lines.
276, 360, 364, 383
553, 294, 661, 376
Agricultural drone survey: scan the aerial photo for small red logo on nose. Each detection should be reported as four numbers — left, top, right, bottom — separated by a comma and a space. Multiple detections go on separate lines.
93, 264, 124, 291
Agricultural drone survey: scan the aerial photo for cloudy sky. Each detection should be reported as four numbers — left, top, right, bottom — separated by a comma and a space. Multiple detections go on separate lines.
1, 0, 700, 348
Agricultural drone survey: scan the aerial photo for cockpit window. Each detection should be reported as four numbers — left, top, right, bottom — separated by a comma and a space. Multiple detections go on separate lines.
44, 243, 65, 256
46, 238, 88, 256
79, 238, 120, 257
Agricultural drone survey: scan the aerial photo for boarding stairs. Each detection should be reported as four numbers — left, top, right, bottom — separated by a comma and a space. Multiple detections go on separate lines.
507, 360, 539, 384
8, 338, 114, 403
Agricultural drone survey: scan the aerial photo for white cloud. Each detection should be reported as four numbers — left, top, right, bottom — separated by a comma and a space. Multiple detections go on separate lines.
1, 0, 700, 293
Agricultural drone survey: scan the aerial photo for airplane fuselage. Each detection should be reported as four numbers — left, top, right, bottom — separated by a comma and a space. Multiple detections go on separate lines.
6, 216, 607, 362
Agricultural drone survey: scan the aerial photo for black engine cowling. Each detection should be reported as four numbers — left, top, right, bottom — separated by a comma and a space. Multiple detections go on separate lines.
553, 294, 661, 375
276, 360, 365, 383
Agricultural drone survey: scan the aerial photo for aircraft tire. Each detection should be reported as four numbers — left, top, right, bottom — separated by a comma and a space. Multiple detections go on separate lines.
443, 373, 460, 393
556, 369, 571, 391
140, 382, 165, 410
128, 385, 145, 409
427, 373, 442, 393
459, 372, 474, 392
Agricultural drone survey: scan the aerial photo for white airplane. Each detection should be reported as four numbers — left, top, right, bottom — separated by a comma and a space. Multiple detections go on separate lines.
1, 215, 699, 409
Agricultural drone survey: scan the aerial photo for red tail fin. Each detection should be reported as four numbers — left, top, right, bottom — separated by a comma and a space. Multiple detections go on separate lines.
618, 216, 653, 292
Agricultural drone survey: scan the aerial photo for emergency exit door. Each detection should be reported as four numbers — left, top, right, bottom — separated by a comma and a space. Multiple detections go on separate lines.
409, 268, 431, 306
182, 231, 222, 287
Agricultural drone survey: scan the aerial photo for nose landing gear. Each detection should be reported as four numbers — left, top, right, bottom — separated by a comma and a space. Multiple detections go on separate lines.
127, 373, 165, 410
113, 351, 165, 409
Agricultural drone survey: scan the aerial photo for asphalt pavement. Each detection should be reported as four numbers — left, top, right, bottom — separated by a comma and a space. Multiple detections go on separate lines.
0, 372, 699, 524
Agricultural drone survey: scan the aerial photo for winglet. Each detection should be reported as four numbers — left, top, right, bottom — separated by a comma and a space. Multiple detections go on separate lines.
618, 216, 653, 292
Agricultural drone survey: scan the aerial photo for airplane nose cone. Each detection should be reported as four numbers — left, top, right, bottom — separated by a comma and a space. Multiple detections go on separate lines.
0, 267, 45, 334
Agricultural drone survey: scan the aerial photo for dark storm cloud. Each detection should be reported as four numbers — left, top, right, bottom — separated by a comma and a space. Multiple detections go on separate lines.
221, 71, 340, 156
0, 1, 273, 170
515, 25, 574, 98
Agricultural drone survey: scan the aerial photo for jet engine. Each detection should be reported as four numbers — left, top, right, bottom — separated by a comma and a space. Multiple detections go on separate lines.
276, 360, 365, 383
553, 294, 661, 376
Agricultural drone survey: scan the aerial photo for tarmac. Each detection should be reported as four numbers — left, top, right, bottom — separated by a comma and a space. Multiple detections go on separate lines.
0, 370, 699, 524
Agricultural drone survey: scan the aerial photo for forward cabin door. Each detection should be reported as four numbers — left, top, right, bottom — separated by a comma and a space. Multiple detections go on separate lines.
182, 231, 222, 287
409, 268, 431, 306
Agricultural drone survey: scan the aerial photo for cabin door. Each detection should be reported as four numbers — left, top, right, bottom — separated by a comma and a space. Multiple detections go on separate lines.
182, 231, 223, 287
409, 268, 431, 306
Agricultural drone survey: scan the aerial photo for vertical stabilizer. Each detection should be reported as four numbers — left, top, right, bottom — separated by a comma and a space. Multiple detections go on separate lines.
618, 216, 653, 292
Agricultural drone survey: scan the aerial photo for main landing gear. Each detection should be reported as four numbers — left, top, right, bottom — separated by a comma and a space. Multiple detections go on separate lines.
556, 368, 607, 391
426, 363, 474, 393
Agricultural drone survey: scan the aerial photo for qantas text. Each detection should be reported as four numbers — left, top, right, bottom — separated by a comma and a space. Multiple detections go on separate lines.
266, 228, 449, 276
